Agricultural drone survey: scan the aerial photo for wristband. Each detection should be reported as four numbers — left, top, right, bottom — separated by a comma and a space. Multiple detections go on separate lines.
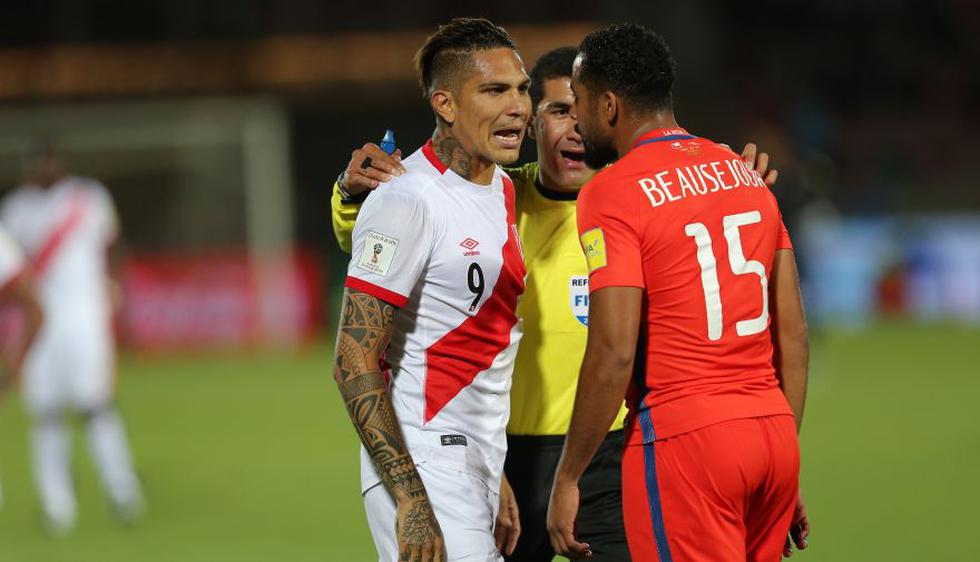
337, 172, 369, 205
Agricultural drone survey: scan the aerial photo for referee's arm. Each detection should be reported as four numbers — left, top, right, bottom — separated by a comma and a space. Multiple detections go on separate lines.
331, 143, 406, 253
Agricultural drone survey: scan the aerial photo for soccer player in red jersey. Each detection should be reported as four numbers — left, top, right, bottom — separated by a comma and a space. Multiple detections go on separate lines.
547, 24, 810, 562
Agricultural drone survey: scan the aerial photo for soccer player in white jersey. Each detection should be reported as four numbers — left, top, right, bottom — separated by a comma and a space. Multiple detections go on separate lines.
0, 225, 44, 509
0, 144, 143, 534
331, 18, 530, 562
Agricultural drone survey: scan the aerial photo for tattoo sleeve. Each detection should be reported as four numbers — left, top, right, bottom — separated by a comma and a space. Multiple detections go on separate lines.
332, 288, 428, 504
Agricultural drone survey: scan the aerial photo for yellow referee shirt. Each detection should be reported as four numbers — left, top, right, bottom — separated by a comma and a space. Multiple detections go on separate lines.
331, 162, 627, 436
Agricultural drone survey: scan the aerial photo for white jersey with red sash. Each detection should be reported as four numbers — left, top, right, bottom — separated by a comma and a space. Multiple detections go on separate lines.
345, 141, 526, 495
0, 177, 118, 412
1, 177, 117, 327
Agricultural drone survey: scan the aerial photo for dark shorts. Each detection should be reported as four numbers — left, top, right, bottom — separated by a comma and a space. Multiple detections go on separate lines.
504, 430, 630, 562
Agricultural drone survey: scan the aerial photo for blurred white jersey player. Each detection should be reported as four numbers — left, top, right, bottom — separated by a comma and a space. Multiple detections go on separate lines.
0, 144, 143, 533
0, 225, 44, 509
346, 141, 526, 560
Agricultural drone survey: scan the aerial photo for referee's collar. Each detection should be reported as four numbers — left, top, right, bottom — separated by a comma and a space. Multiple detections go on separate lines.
534, 173, 579, 201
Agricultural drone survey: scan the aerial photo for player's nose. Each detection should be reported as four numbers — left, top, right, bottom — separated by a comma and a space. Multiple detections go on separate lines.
505, 90, 530, 121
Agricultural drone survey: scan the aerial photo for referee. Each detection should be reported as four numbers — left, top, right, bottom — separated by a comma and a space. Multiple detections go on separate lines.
330, 46, 776, 561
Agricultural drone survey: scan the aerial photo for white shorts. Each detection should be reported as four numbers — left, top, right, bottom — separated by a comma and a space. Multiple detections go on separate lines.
23, 321, 114, 416
363, 462, 502, 562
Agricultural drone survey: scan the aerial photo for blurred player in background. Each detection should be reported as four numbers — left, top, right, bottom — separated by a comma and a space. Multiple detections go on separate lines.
547, 24, 809, 561
0, 225, 44, 509
330, 18, 529, 562
0, 143, 144, 535
333, 45, 778, 560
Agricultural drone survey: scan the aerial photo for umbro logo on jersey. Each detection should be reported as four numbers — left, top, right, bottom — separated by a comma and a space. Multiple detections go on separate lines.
460, 237, 480, 257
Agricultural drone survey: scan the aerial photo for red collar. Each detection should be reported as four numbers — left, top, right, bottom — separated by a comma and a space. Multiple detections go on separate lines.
422, 139, 449, 174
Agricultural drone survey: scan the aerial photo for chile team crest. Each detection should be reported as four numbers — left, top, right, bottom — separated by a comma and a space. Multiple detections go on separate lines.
570, 276, 590, 326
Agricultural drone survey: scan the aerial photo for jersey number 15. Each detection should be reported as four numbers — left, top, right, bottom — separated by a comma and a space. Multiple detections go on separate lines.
685, 211, 768, 341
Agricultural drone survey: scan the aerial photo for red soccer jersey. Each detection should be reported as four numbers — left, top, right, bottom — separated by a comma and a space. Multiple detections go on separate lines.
577, 128, 794, 445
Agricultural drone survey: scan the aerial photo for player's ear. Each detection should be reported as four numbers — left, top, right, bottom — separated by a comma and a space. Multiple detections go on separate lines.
431, 89, 456, 126
527, 114, 537, 141
601, 91, 619, 127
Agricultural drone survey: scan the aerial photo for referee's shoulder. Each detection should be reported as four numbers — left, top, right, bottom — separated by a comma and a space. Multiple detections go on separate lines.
502, 161, 538, 191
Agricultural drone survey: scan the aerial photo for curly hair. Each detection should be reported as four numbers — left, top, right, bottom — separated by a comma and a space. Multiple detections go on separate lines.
413, 17, 518, 97
528, 46, 578, 110
576, 24, 676, 113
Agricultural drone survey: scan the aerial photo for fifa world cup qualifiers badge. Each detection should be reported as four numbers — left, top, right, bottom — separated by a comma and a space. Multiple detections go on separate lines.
580, 228, 607, 272
357, 231, 399, 276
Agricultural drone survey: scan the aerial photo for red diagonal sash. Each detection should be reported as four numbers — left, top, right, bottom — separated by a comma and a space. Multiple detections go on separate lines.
423, 176, 526, 423
32, 192, 86, 277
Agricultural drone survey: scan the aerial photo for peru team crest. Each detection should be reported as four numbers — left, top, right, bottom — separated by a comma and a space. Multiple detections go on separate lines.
570, 276, 590, 326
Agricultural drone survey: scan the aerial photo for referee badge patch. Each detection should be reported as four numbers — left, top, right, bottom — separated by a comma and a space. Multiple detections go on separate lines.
357, 231, 398, 277
580, 228, 607, 272
570, 276, 590, 326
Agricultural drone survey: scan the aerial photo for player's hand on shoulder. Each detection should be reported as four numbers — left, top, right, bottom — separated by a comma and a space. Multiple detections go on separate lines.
340, 143, 406, 196
494, 475, 521, 556
741, 142, 779, 188
395, 493, 446, 562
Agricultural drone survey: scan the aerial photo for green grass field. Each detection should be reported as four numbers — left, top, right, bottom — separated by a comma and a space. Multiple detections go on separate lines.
1, 322, 977, 561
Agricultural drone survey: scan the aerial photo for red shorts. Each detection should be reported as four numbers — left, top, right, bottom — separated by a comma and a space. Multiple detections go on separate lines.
622, 414, 799, 562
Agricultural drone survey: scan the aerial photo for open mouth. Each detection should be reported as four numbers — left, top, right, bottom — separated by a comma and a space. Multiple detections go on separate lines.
493, 128, 524, 149
560, 149, 586, 168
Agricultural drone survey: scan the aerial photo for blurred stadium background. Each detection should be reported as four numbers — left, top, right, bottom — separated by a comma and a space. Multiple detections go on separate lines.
0, 1, 978, 560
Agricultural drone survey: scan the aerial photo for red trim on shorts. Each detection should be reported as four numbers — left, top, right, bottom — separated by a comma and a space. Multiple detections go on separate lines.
422, 140, 449, 174
344, 276, 409, 308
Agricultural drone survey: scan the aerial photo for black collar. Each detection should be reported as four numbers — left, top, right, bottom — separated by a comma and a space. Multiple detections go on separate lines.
535, 174, 579, 201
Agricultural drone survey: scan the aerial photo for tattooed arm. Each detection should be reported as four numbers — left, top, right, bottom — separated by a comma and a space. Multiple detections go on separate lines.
333, 289, 445, 561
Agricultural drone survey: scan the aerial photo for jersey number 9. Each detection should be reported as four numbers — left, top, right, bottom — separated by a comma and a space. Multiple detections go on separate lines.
467, 263, 485, 312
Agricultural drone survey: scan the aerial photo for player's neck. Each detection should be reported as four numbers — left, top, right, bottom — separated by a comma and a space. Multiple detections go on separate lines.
431, 127, 495, 185
27, 174, 64, 190
536, 167, 581, 195
618, 112, 680, 157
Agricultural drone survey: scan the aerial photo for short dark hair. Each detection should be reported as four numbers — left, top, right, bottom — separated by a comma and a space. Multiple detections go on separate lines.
576, 24, 676, 113
529, 46, 578, 110
413, 17, 518, 97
